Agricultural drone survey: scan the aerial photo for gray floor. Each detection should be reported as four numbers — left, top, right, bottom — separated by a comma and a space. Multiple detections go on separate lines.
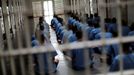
49, 26, 70, 75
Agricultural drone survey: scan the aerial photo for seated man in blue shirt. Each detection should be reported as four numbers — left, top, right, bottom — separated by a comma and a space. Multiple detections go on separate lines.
93, 13, 100, 24
107, 18, 118, 37
128, 22, 134, 51
121, 20, 130, 36
71, 31, 86, 70
109, 43, 134, 72
93, 23, 119, 66
105, 18, 111, 31
65, 30, 86, 71
88, 14, 94, 27
31, 35, 59, 75
68, 17, 73, 25
59, 29, 67, 44
56, 27, 65, 44
61, 27, 77, 55
95, 32, 114, 65
51, 15, 59, 30
89, 22, 101, 40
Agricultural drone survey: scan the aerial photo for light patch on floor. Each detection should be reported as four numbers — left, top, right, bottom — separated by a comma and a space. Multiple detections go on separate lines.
49, 26, 64, 60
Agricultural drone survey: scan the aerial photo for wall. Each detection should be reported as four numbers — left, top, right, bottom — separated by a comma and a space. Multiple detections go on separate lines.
98, 0, 106, 25
25, 0, 35, 36
127, 0, 134, 25
54, 0, 64, 15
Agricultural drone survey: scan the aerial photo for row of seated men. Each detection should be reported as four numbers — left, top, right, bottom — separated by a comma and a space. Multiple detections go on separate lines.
31, 17, 59, 75
51, 13, 134, 73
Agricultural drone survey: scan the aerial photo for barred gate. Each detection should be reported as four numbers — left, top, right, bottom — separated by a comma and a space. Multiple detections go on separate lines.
0, 0, 134, 75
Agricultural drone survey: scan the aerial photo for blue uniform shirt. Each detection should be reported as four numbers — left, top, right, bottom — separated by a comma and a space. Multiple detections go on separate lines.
128, 31, 134, 50
95, 32, 119, 58
32, 40, 58, 74
57, 27, 64, 36
70, 19, 76, 25
128, 31, 134, 36
68, 17, 73, 25
55, 23, 62, 33
90, 28, 101, 40
108, 23, 118, 34
122, 26, 130, 36
71, 47, 85, 70
77, 23, 82, 31
93, 17, 100, 24
31, 35, 40, 47
95, 32, 112, 39
67, 33, 77, 43
110, 54, 134, 72
53, 18, 59, 28
59, 29, 67, 42
62, 30, 74, 43
95, 32, 113, 54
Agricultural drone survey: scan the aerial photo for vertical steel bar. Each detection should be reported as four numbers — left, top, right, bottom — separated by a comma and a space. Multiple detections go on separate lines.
96, 0, 98, 13
41, 0, 44, 17
8, 0, 15, 39
82, 0, 85, 16
1, 0, 16, 75
0, 7, 6, 75
76, 0, 79, 14
12, 0, 26, 74
84, 0, 87, 14
87, 0, 90, 15
44, 1, 55, 75
76, 0, 78, 14
21, 0, 35, 75
0, 58, 6, 75
70, 0, 72, 12
89, 0, 91, 14
38, 1, 47, 75
52, 0, 55, 14
99, 0, 107, 74
105, 0, 109, 18
116, 0, 123, 74
73, 0, 75, 13
82, 23, 91, 75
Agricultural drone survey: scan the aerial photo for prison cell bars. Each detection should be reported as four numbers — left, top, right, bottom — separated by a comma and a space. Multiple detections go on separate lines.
82, 0, 91, 75
1, 0, 134, 75
1, 0, 26, 75
77, 0, 79, 14
1, 0, 17, 75
16, 0, 32, 74
0, 1, 6, 75
12, 0, 26, 75
9, 0, 23, 75
23, 0, 36, 74
32, 1, 45, 75
73, 0, 75, 13
18, 0, 27, 73
87, 0, 90, 15
98, 0, 107, 74
0, 6, 6, 75
116, 0, 124, 74
70, 0, 72, 13
57, 0, 134, 74
32, 0, 55, 75
47, 1, 56, 74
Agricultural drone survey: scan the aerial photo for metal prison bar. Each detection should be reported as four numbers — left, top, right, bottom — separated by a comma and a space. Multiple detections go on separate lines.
0, 0, 134, 75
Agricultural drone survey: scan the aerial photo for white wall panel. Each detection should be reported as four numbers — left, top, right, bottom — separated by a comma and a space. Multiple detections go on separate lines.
53, 0, 64, 14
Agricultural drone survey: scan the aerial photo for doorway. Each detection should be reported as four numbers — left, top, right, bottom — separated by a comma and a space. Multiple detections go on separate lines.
43, 0, 54, 25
